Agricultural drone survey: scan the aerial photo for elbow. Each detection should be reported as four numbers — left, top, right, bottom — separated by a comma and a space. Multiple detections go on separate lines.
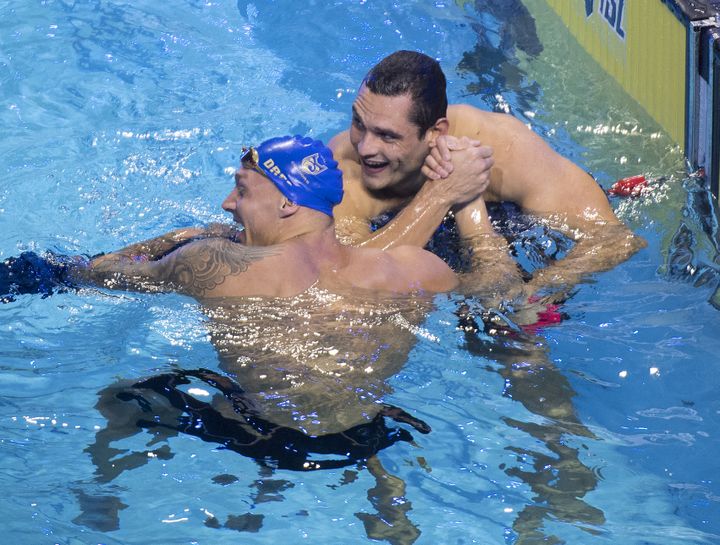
619, 231, 647, 262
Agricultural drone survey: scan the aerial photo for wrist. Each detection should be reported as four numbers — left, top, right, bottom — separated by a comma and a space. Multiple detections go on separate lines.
418, 178, 455, 209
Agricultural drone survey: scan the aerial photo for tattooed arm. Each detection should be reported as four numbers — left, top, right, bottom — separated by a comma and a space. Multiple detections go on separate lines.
92, 225, 245, 263
74, 238, 274, 298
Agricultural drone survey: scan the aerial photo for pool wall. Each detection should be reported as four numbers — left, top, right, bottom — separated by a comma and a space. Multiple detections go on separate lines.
537, 0, 720, 200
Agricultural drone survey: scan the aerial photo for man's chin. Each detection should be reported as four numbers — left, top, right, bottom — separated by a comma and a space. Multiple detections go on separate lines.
361, 171, 392, 192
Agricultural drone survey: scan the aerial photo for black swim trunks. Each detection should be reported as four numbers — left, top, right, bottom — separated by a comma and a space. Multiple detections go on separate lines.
370, 202, 574, 276
0, 251, 82, 303
114, 369, 431, 471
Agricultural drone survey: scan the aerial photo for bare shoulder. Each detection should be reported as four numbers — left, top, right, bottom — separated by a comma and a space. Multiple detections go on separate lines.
161, 238, 281, 298
327, 129, 361, 192
328, 130, 355, 160
447, 103, 490, 129
449, 104, 615, 221
172, 238, 275, 268
84, 238, 281, 297
448, 104, 528, 141
334, 246, 456, 294
385, 246, 458, 293
331, 163, 372, 229
328, 131, 380, 231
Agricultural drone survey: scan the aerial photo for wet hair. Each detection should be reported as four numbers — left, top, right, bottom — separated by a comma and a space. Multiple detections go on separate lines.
362, 50, 448, 136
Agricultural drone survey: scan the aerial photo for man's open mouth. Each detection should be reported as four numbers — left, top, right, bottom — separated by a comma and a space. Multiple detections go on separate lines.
361, 158, 389, 174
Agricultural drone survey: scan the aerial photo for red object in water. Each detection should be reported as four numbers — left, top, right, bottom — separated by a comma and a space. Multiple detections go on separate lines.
608, 175, 648, 197
521, 303, 565, 333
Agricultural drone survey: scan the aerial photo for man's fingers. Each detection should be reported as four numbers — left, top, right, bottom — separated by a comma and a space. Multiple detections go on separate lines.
423, 154, 451, 179
431, 147, 455, 174
475, 145, 493, 158
436, 135, 453, 161
421, 165, 441, 180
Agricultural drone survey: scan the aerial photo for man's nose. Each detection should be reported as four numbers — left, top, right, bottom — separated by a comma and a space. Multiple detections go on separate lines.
222, 188, 238, 212
356, 132, 380, 157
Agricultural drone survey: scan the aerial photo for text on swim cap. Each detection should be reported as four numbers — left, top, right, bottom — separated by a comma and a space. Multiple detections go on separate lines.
262, 158, 289, 182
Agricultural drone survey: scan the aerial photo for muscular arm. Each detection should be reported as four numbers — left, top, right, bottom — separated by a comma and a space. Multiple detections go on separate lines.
330, 131, 494, 250
74, 237, 273, 298
336, 181, 458, 250
525, 219, 646, 293
93, 227, 207, 262
385, 245, 459, 293
494, 117, 646, 289
454, 196, 524, 300
91, 224, 244, 262
440, 106, 646, 287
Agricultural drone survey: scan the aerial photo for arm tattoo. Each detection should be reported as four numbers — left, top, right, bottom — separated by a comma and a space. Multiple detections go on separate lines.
84, 239, 277, 297
167, 239, 277, 296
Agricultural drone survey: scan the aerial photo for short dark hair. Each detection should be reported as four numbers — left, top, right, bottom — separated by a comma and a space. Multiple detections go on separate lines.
362, 50, 448, 136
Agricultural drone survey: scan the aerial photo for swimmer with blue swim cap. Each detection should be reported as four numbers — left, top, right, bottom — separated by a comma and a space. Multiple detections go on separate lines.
3, 134, 457, 302
239, 135, 344, 218
60, 134, 458, 301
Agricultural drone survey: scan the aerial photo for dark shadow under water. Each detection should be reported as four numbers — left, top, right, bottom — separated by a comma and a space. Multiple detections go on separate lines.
88, 368, 429, 474
455, 301, 606, 544
75, 367, 432, 542
458, 0, 543, 113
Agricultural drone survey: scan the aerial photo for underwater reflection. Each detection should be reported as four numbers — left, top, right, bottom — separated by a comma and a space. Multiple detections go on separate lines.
81, 289, 438, 544
456, 300, 605, 544
662, 174, 720, 308
459, 0, 543, 113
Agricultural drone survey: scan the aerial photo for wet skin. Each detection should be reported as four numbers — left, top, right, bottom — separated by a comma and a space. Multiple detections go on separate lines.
350, 85, 438, 199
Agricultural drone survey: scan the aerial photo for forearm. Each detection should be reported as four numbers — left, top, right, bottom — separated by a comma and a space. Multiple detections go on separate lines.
357, 183, 453, 250
69, 229, 196, 290
89, 224, 242, 265
456, 197, 523, 299
358, 139, 494, 250
93, 227, 204, 263
527, 223, 646, 291
70, 251, 165, 293
455, 196, 512, 258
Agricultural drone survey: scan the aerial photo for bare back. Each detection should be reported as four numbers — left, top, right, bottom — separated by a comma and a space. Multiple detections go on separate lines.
82, 231, 457, 434
93, 232, 457, 301
318, 244, 458, 294
204, 286, 434, 433
446, 105, 617, 221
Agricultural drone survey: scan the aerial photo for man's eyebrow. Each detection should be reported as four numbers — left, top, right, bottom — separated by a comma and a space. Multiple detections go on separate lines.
351, 105, 403, 139
377, 127, 402, 139
234, 171, 249, 189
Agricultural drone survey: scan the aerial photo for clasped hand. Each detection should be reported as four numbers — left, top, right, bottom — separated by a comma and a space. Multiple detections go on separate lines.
421, 135, 494, 207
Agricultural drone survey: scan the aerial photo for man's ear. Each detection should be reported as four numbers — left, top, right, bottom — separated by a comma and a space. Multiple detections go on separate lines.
425, 117, 449, 146
279, 198, 299, 218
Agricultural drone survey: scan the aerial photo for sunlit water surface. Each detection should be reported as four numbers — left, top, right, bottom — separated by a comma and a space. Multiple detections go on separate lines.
1, 1, 719, 544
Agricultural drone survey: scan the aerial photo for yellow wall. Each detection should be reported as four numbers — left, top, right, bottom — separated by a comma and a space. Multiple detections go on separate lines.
542, 0, 687, 148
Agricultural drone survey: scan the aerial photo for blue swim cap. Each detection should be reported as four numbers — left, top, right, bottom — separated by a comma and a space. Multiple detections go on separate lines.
250, 135, 343, 217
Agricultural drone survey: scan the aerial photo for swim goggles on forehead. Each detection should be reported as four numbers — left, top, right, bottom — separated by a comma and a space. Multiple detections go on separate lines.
240, 147, 264, 176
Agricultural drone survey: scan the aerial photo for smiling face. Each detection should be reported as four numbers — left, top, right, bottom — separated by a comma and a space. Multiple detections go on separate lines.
349, 85, 435, 197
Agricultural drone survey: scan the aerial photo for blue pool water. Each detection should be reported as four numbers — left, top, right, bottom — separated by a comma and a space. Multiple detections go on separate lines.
1, 1, 719, 543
